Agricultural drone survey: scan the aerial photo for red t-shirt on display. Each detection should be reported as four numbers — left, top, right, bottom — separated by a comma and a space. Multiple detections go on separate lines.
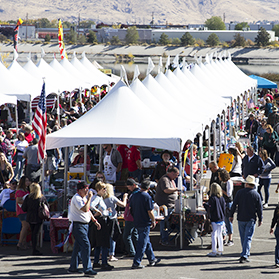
117, 145, 129, 169
127, 146, 141, 172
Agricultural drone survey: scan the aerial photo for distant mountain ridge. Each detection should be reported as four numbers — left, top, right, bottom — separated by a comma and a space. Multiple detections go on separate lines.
0, 0, 279, 25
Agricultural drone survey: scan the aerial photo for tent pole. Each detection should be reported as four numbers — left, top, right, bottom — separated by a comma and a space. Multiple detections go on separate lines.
15, 104, 19, 135
228, 105, 232, 139
223, 110, 227, 153
63, 146, 69, 210
178, 148, 183, 250
245, 91, 248, 117
212, 120, 217, 162
237, 96, 241, 131
218, 115, 222, 154
99, 144, 103, 172
198, 133, 203, 174
29, 96, 32, 124
84, 145, 87, 182
207, 125, 211, 162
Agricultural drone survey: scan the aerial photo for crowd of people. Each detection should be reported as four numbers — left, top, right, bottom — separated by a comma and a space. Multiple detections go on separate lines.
1, 88, 279, 276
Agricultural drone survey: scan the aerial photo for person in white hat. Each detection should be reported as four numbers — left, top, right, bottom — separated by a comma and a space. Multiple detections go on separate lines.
229, 175, 263, 263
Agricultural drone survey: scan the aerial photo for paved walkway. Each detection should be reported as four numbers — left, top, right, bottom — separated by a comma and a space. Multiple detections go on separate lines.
1, 171, 279, 279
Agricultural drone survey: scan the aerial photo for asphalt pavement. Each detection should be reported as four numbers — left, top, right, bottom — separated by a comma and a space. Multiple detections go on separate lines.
1, 171, 279, 279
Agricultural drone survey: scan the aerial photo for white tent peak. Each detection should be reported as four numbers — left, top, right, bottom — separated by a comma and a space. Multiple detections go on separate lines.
146, 57, 155, 76
41, 48, 45, 58
13, 49, 18, 61
133, 65, 140, 82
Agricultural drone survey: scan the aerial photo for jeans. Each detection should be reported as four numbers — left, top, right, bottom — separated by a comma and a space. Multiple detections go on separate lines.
69, 222, 92, 273
258, 178, 271, 204
94, 246, 108, 264
275, 226, 279, 265
211, 222, 223, 253
109, 237, 116, 256
225, 202, 233, 235
133, 226, 155, 266
6, 154, 12, 165
13, 155, 25, 180
238, 220, 256, 258
160, 207, 174, 243
123, 221, 138, 256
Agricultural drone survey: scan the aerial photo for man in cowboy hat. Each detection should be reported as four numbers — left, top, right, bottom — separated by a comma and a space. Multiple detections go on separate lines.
153, 150, 173, 182
229, 175, 263, 263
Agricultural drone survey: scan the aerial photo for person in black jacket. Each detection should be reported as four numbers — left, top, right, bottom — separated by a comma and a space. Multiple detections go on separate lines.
270, 203, 279, 268
22, 183, 48, 255
205, 183, 226, 257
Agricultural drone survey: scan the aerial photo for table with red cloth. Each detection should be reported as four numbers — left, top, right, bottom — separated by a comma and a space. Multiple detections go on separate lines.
184, 212, 206, 224
50, 217, 69, 254
170, 211, 206, 247
170, 212, 206, 225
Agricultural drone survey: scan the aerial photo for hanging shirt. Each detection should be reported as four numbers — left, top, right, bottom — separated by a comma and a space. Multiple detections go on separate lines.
103, 152, 117, 183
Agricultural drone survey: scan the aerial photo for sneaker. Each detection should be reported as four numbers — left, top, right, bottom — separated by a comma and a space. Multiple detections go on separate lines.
109, 255, 118, 261
148, 258, 161, 266
93, 263, 101, 269
239, 256, 250, 263
263, 203, 268, 208
207, 252, 217, 257
67, 269, 83, 274
84, 270, 98, 277
131, 264, 145, 269
274, 263, 279, 268
101, 263, 114, 271
217, 252, 223, 256
223, 240, 227, 246
225, 240, 234, 246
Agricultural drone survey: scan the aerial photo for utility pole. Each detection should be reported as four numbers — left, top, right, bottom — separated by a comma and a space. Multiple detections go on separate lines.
223, 13, 225, 23
26, 13, 28, 40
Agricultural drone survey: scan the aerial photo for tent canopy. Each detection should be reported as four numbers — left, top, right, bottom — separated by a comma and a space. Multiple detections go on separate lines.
46, 80, 191, 152
249, 75, 277, 89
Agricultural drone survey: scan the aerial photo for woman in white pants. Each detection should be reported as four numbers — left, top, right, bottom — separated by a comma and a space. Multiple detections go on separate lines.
206, 183, 226, 257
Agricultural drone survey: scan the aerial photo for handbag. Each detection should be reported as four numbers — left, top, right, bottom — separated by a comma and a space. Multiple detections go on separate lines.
38, 200, 50, 221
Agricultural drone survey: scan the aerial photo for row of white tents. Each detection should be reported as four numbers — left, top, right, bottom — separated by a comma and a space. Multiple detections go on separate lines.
0, 50, 117, 102
46, 52, 257, 153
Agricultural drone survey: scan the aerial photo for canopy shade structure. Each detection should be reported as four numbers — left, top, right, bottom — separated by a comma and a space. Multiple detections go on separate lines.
46, 80, 191, 152
0, 94, 17, 106
249, 75, 277, 89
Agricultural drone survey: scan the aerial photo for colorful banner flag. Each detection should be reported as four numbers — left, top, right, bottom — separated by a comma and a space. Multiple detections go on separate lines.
32, 82, 47, 163
58, 19, 68, 60
13, 18, 23, 52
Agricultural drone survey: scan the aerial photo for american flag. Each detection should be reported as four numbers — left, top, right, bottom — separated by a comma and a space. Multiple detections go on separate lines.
32, 82, 47, 163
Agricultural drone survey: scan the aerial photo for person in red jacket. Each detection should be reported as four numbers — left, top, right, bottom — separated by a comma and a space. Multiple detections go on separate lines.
127, 146, 142, 182
24, 125, 34, 144
117, 144, 129, 181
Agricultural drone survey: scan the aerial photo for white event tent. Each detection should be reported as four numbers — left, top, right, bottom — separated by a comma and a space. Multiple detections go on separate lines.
46, 80, 191, 152
71, 52, 110, 87
79, 52, 117, 85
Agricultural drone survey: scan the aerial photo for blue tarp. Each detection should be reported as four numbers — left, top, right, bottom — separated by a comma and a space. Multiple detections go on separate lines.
249, 75, 277, 89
